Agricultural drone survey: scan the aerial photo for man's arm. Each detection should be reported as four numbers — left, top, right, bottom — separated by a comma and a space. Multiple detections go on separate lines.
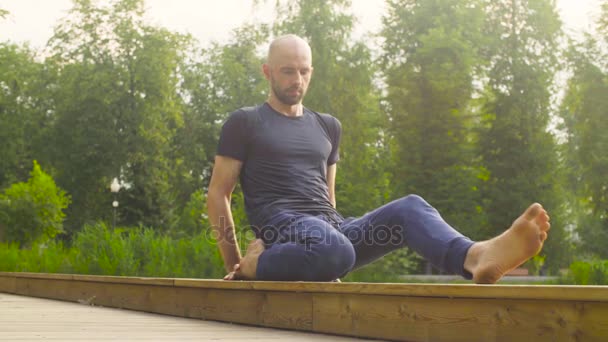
327, 163, 337, 208
207, 155, 243, 273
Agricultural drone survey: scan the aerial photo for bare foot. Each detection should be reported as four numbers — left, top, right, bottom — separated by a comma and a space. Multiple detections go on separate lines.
225, 239, 265, 280
464, 203, 551, 284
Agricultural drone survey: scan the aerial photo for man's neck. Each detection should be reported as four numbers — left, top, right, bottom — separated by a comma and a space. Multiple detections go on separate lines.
267, 97, 303, 117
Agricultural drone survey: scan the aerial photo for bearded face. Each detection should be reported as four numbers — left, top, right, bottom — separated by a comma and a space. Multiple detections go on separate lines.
270, 71, 307, 106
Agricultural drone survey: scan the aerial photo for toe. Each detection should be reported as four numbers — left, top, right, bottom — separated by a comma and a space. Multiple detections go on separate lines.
535, 210, 550, 227
524, 203, 543, 220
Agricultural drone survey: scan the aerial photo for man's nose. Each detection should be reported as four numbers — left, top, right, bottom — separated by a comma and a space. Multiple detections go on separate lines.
293, 72, 303, 86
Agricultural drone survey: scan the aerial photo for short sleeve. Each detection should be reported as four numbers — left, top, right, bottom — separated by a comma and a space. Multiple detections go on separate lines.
216, 110, 249, 161
327, 117, 342, 165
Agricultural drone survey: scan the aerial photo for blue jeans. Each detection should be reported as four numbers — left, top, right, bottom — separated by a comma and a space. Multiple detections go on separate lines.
254, 195, 474, 281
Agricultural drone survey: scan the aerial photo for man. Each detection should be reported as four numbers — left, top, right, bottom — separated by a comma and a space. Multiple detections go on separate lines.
206, 34, 550, 284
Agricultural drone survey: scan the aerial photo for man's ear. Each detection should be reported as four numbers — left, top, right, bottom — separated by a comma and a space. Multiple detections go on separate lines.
262, 63, 271, 80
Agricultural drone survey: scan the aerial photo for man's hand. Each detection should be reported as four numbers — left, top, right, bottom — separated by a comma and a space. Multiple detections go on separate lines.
223, 263, 241, 280
222, 261, 252, 281
222, 239, 265, 281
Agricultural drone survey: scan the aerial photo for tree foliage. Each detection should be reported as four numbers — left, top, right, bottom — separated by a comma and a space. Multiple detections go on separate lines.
46, 0, 193, 233
381, 0, 488, 238
0, 161, 71, 247
475, 0, 571, 270
0, 43, 53, 189
559, 2, 608, 258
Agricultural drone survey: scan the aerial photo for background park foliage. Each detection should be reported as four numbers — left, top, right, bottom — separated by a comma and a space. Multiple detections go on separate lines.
1, 0, 607, 284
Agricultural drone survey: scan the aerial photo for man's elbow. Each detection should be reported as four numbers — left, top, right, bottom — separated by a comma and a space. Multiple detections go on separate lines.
206, 187, 231, 212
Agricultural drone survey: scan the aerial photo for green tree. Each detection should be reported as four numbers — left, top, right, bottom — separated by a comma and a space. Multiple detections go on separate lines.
0, 161, 71, 247
46, 0, 192, 234
559, 1, 608, 258
380, 0, 488, 239
0, 43, 54, 189
477, 0, 570, 271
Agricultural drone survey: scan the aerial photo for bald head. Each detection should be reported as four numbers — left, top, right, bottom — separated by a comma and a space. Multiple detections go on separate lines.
263, 34, 314, 108
266, 34, 312, 67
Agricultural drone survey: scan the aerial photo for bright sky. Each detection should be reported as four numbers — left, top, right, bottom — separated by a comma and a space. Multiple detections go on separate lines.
0, 0, 602, 49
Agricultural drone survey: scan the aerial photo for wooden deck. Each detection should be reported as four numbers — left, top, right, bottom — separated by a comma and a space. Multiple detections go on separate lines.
0, 292, 368, 341
1, 272, 608, 341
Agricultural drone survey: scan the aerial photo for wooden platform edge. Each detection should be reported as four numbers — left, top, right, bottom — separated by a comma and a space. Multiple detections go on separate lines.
1, 272, 607, 341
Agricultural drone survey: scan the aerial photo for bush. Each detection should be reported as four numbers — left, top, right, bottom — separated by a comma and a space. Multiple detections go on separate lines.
69, 221, 223, 278
0, 161, 71, 247
566, 260, 608, 285
0, 242, 20, 272
70, 222, 139, 275
0, 240, 71, 273
171, 189, 208, 238
0, 221, 224, 278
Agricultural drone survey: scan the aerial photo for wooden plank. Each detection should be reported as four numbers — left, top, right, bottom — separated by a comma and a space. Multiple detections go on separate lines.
0, 274, 16, 293
261, 291, 313, 330
312, 293, 608, 342
172, 286, 209, 319
13, 277, 177, 315
162, 277, 608, 302
202, 288, 264, 325
2, 272, 608, 341
4, 272, 608, 302
73, 273, 175, 286
15, 277, 74, 300
10, 272, 74, 280
0, 293, 361, 341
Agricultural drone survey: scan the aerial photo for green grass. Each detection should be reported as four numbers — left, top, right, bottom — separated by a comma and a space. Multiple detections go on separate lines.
0, 221, 224, 279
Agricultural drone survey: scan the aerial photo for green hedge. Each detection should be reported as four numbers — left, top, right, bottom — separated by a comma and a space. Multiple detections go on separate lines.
0, 222, 224, 279
564, 260, 608, 285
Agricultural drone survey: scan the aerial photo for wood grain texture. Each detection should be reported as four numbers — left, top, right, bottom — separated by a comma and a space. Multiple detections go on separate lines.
5, 272, 608, 302
2, 272, 608, 341
157, 276, 608, 302
0, 274, 15, 293
312, 293, 608, 342
0, 292, 361, 341
261, 292, 313, 330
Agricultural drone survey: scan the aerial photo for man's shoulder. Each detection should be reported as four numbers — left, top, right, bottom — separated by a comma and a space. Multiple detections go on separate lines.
305, 107, 338, 122
226, 104, 265, 125
231, 104, 263, 117
305, 108, 341, 131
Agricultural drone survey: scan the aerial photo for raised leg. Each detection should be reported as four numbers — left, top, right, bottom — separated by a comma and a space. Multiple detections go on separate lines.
339, 195, 474, 278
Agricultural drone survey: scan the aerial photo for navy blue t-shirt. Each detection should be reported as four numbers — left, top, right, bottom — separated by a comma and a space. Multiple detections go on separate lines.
216, 102, 342, 228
